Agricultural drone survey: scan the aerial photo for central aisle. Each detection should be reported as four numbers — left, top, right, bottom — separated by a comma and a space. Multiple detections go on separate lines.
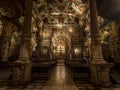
42, 61, 78, 90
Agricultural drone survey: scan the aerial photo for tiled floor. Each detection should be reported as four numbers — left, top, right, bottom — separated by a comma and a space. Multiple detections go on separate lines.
1, 61, 120, 90
42, 63, 78, 90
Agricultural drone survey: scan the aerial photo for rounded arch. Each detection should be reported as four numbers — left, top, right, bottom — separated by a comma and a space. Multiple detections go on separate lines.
51, 32, 71, 59
52, 29, 71, 42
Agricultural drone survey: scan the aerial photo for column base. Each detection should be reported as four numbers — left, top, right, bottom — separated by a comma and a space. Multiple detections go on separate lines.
10, 60, 32, 85
90, 61, 113, 87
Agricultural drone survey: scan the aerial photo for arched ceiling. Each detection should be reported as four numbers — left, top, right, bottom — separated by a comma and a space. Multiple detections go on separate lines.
53, 29, 71, 41
0, 0, 119, 24
33, 0, 120, 26
33, 0, 88, 24
32, 0, 88, 38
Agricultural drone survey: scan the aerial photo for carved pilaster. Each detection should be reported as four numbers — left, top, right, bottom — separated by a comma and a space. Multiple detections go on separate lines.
34, 22, 42, 59
40, 39, 51, 60
0, 21, 13, 62
89, 0, 113, 87
114, 41, 120, 63
113, 22, 120, 63
89, 0, 104, 63
34, 21, 47, 60
79, 26, 85, 62
71, 28, 84, 62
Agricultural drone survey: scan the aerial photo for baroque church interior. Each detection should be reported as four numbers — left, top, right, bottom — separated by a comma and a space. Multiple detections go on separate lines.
0, 0, 120, 90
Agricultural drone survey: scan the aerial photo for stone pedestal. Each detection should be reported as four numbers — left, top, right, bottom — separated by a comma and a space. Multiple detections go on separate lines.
10, 60, 31, 85
90, 62, 113, 87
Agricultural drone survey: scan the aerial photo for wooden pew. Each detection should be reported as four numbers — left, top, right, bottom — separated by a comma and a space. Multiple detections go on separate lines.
65, 61, 90, 82
32, 61, 57, 80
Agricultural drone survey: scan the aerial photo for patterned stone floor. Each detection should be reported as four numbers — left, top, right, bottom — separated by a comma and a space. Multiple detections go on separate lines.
42, 62, 78, 90
1, 60, 120, 90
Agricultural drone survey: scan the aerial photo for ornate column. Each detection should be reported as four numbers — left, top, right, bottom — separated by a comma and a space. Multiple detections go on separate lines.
0, 20, 5, 61
34, 31, 40, 59
113, 22, 120, 63
71, 28, 83, 61
0, 21, 13, 62
34, 21, 43, 60
79, 25, 85, 62
89, 0, 113, 87
48, 38, 52, 61
11, 0, 33, 85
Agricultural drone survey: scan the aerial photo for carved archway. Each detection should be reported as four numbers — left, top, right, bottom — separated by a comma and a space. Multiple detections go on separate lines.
52, 35, 70, 60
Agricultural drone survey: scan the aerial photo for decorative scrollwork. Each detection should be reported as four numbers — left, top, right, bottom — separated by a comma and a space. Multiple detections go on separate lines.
0, 0, 23, 19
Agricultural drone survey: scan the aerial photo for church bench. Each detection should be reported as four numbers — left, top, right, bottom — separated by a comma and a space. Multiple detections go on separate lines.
65, 62, 90, 81
32, 61, 56, 80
